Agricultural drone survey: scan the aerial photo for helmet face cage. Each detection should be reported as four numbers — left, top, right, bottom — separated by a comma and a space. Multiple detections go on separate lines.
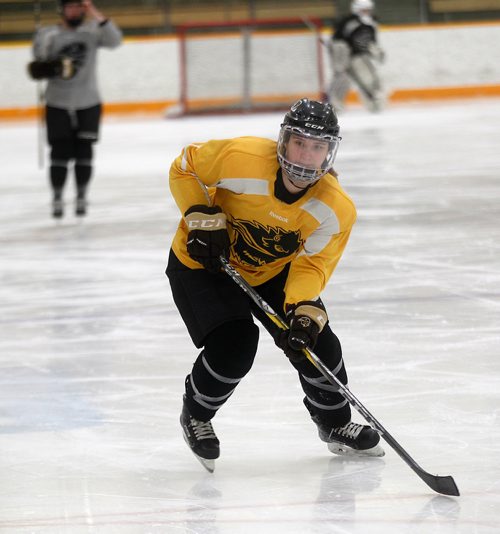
277, 126, 340, 186
277, 98, 341, 186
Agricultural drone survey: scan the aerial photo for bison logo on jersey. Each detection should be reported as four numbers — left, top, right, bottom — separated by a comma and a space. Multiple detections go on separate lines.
58, 42, 87, 74
229, 218, 303, 267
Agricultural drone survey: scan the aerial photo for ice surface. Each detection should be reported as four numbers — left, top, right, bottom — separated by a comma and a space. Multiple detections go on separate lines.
1, 99, 500, 533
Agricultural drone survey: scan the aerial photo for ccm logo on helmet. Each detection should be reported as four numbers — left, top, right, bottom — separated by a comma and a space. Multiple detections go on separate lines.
305, 123, 325, 130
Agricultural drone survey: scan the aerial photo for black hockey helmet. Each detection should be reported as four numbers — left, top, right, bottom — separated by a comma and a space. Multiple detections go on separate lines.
277, 98, 341, 186
282, 98, 340, 138
58, 0, 83, 6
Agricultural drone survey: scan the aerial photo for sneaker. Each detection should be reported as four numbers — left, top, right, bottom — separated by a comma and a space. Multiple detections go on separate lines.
311, 413, 384, 457
75, 196, 87, 216
52, 198, 63, 219
180, 397, 220, 472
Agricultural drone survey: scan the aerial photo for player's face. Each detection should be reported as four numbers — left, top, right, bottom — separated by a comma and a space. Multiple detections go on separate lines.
286, 133, 330, 169
63, 2, 85, 21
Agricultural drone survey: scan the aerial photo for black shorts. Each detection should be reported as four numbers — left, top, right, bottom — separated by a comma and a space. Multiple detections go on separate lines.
46, 104, 102, 145
166, 250, 291, 348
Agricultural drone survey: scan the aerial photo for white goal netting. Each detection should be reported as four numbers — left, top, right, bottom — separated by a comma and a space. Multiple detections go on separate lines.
176, 18, 325, 114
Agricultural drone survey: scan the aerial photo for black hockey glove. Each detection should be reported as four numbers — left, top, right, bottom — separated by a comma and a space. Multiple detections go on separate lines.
184, 204, 230, 273
276, 300, 328, 363
27, 57, 75, 80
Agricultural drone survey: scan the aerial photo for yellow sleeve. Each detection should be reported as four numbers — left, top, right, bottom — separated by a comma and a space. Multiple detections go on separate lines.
169, 139, 233, 214
284, 185, 356, 306
284, 228, 353, 305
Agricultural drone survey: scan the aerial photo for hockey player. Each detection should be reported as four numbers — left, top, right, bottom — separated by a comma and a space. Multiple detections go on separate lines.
27, 0, 122, 218
166, 98, 384, 472
328, 0, 385, 112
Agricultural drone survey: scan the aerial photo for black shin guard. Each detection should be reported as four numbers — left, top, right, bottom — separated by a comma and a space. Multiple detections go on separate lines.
49, 139, 73, 193
75, 139, 93, 195
50, 165, 68, 193
75, 164, 92, 194
295, 326, 351, 427
184, 319, 259, 421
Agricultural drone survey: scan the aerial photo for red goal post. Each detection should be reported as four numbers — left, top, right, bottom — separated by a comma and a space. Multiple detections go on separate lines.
173, 17, 326, 116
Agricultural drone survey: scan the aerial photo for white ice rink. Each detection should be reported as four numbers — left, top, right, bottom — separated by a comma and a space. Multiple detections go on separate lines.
1, 99, 500, 533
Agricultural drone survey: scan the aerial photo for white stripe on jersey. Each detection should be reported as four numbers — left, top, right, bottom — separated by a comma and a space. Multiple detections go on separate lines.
302, 198, 339, 231
181, 144, 201, 171
216, 178, 270, 196
181, 148, 188, 171
301, 198, 341, 256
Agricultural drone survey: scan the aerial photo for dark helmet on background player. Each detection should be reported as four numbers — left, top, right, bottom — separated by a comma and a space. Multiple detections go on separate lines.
58, 0, 84, 8
277, 98, 341, 186
58, 0, 86, 28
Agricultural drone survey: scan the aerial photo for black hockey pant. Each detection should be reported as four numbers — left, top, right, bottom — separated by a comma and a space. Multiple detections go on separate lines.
46, 104, 101, 195
166, 250, 351, 427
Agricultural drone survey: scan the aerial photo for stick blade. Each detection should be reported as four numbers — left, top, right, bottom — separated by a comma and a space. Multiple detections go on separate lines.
421, 472, 460, 496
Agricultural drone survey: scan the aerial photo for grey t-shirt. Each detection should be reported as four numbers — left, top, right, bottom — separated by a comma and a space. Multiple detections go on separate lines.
33, 19, 122, 110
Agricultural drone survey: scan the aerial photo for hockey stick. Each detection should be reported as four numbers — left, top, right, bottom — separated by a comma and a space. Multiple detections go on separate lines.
301, 16, 330, 48
33, 0, 45, 169
219, 256, 460, 497
300, 17, 330, 102
36, 82, 46, 170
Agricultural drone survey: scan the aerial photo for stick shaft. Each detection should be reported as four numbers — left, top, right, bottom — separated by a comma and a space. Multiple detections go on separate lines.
301, 16, 330, 48
219, 257, 459, 496
33, 0, 45, 169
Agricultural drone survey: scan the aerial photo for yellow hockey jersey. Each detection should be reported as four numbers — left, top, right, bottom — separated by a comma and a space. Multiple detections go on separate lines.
169, 136, 356, 307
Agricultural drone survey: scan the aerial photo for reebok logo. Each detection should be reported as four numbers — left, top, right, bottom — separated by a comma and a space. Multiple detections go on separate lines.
269, 211, 288, 223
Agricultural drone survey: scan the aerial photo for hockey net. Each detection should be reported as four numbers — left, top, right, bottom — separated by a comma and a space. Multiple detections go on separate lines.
172, 18, 326, 116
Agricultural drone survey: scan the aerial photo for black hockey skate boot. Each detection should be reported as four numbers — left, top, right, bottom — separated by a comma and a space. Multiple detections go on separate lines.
305, 401, 384, 457
180, 397, 220, 472
322, 420, 384, 457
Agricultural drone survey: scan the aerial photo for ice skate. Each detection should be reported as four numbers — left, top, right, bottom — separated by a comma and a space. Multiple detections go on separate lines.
75, 195, 87, 216
311, 413, 384, 457
180, 397, 220, 473
52, 198, 63, 218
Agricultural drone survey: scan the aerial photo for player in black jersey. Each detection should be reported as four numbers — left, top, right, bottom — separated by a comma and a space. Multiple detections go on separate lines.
328, 0, 385, 112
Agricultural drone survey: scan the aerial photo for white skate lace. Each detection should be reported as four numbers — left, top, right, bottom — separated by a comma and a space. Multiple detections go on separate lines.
333, 422, 363, 440
191, 417, 216, 440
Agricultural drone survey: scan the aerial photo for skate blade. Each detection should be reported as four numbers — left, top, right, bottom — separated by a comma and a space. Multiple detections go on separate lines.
327, 441, 385, 457
182, 434, 216, 473
195, 455, 215, 473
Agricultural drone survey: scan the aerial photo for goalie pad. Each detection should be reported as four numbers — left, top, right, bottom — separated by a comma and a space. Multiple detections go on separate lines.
27, 57, 75, 80
348, 54, 384, 111
329, 41, 351, 74
328, 71, 350, 112
368, 42, 385, 63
